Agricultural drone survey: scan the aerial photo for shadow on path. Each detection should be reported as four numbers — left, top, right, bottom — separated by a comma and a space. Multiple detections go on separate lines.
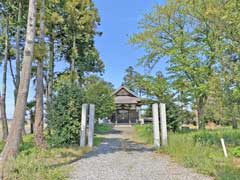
50, 127, 151, 168
81, 127, 154, 160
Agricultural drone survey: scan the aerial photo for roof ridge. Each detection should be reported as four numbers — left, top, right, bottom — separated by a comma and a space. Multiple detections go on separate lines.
112, 86, 139, 98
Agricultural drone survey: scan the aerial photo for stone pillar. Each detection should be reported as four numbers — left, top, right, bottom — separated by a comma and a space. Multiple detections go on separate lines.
88, 104, 95, 147
160, 103, 168, 146
115, 111, 118, 125
80, 104, 88, 147
152, 103, 160, 147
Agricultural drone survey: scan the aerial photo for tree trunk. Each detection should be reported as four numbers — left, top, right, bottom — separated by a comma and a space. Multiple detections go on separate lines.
15, 0, 22, 104
30, 110, 34, 134
47, 28, 54, 102
1, 24, 9, 141
195, 109, 199, 129
71, 34, 76, 72
1, 0, 37, 161
232, 116, 238, 129
196, 104, 205, 129
34, 0, 47, 148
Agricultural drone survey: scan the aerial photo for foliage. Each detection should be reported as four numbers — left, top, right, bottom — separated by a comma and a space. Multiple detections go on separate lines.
47, 82, 83, 146
129, 0, 240, 128
122, 66, 141, 94
84, 75, 115, 119
127, 68, 185, 131
50, 0, 104, 76
193, 129, 240, 146
231, 146, 240, 158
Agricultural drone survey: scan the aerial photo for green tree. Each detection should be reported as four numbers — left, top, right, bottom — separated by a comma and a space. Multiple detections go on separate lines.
47, 82, 83, 146
123, 66, 141, 94
136, 72, 183, 131
34, 0, 47, 148
1, 0, 37, 161
84, 75, 115, 120
129, 0, 221, 129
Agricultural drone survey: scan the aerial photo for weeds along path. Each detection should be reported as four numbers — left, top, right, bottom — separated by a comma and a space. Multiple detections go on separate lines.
69, 127, 212, 180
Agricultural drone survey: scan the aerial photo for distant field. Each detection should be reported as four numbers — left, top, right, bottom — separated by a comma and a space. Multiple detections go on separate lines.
0, 120, 37, 139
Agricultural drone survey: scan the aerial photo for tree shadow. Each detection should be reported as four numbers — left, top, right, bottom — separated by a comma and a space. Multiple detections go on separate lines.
49, 128, 154, 168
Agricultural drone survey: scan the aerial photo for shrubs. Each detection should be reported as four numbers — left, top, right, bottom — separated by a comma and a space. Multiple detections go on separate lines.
47, 83, 83, 146
231, 146, 240, 157
193, 129, 240, 146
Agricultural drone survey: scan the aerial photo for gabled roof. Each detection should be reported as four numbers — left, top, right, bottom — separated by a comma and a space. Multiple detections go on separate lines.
114, 96, 141, 104
113, 86, 141, 104
112, 86, 138, 97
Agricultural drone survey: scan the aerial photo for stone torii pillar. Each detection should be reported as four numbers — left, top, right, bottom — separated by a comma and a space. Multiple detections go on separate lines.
160, 103, 168, 146
88, 104, 95, 147
152, 103, 160, 147
80, 104, 88, 147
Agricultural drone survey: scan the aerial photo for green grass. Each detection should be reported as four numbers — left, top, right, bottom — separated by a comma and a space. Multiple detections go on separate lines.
133, 124, 240, 180
2, 134, 92, 180
1, 125, 109, 180
133, 124, 153, 144
95, 124, 112, 134
193, 129, 240, 146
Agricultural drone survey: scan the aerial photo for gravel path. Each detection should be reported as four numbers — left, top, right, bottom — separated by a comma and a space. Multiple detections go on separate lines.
70, 127, 213, 180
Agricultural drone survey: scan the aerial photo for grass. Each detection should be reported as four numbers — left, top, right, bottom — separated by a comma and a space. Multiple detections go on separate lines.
2, 135, 91, 180
133, 124, 153, 144
193, 129, 240, 146
95, 124, 112, 134
133, 124, 240, 180
3, 124, 113, 179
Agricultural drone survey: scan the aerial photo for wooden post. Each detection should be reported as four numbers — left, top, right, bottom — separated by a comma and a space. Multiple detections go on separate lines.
221, 138, 228, 158
80, 104, 88, 147
88, 104, 95, 147
152, 103, 160, 147
160, 103, 168, 146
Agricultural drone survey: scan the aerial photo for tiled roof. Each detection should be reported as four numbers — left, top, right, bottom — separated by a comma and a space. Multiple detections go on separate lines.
114, 96, 141, 104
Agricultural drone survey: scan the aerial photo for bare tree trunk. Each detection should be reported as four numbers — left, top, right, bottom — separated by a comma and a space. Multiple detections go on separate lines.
1, 24, 9, 141
30, 110, 34, 134
197, 104, 205, 129
47, 28, 54, 102
34, 0, 47, 148
1, 0, 37, 161
232, 116, 238, 129
15, 0, 22, 104
195, 109, 199, 129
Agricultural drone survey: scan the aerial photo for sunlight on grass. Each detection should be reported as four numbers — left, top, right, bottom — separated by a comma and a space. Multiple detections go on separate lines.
3, 134, 91, 180
134, 124, 240, 180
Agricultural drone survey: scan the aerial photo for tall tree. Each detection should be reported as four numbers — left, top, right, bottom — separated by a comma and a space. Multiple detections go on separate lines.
1, 0, 37, 160
0, 23, 9, 140
122, 66, 141, 94
15, 0, 23, 103
129, 0, 220, 129
34, 0, 47, 148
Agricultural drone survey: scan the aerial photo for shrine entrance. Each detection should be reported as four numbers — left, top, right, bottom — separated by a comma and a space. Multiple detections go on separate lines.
111, 86, 141, 124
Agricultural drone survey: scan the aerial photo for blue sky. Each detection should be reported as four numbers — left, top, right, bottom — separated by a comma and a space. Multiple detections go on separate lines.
93, 0, 166, 86
3, 0, 167, 118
